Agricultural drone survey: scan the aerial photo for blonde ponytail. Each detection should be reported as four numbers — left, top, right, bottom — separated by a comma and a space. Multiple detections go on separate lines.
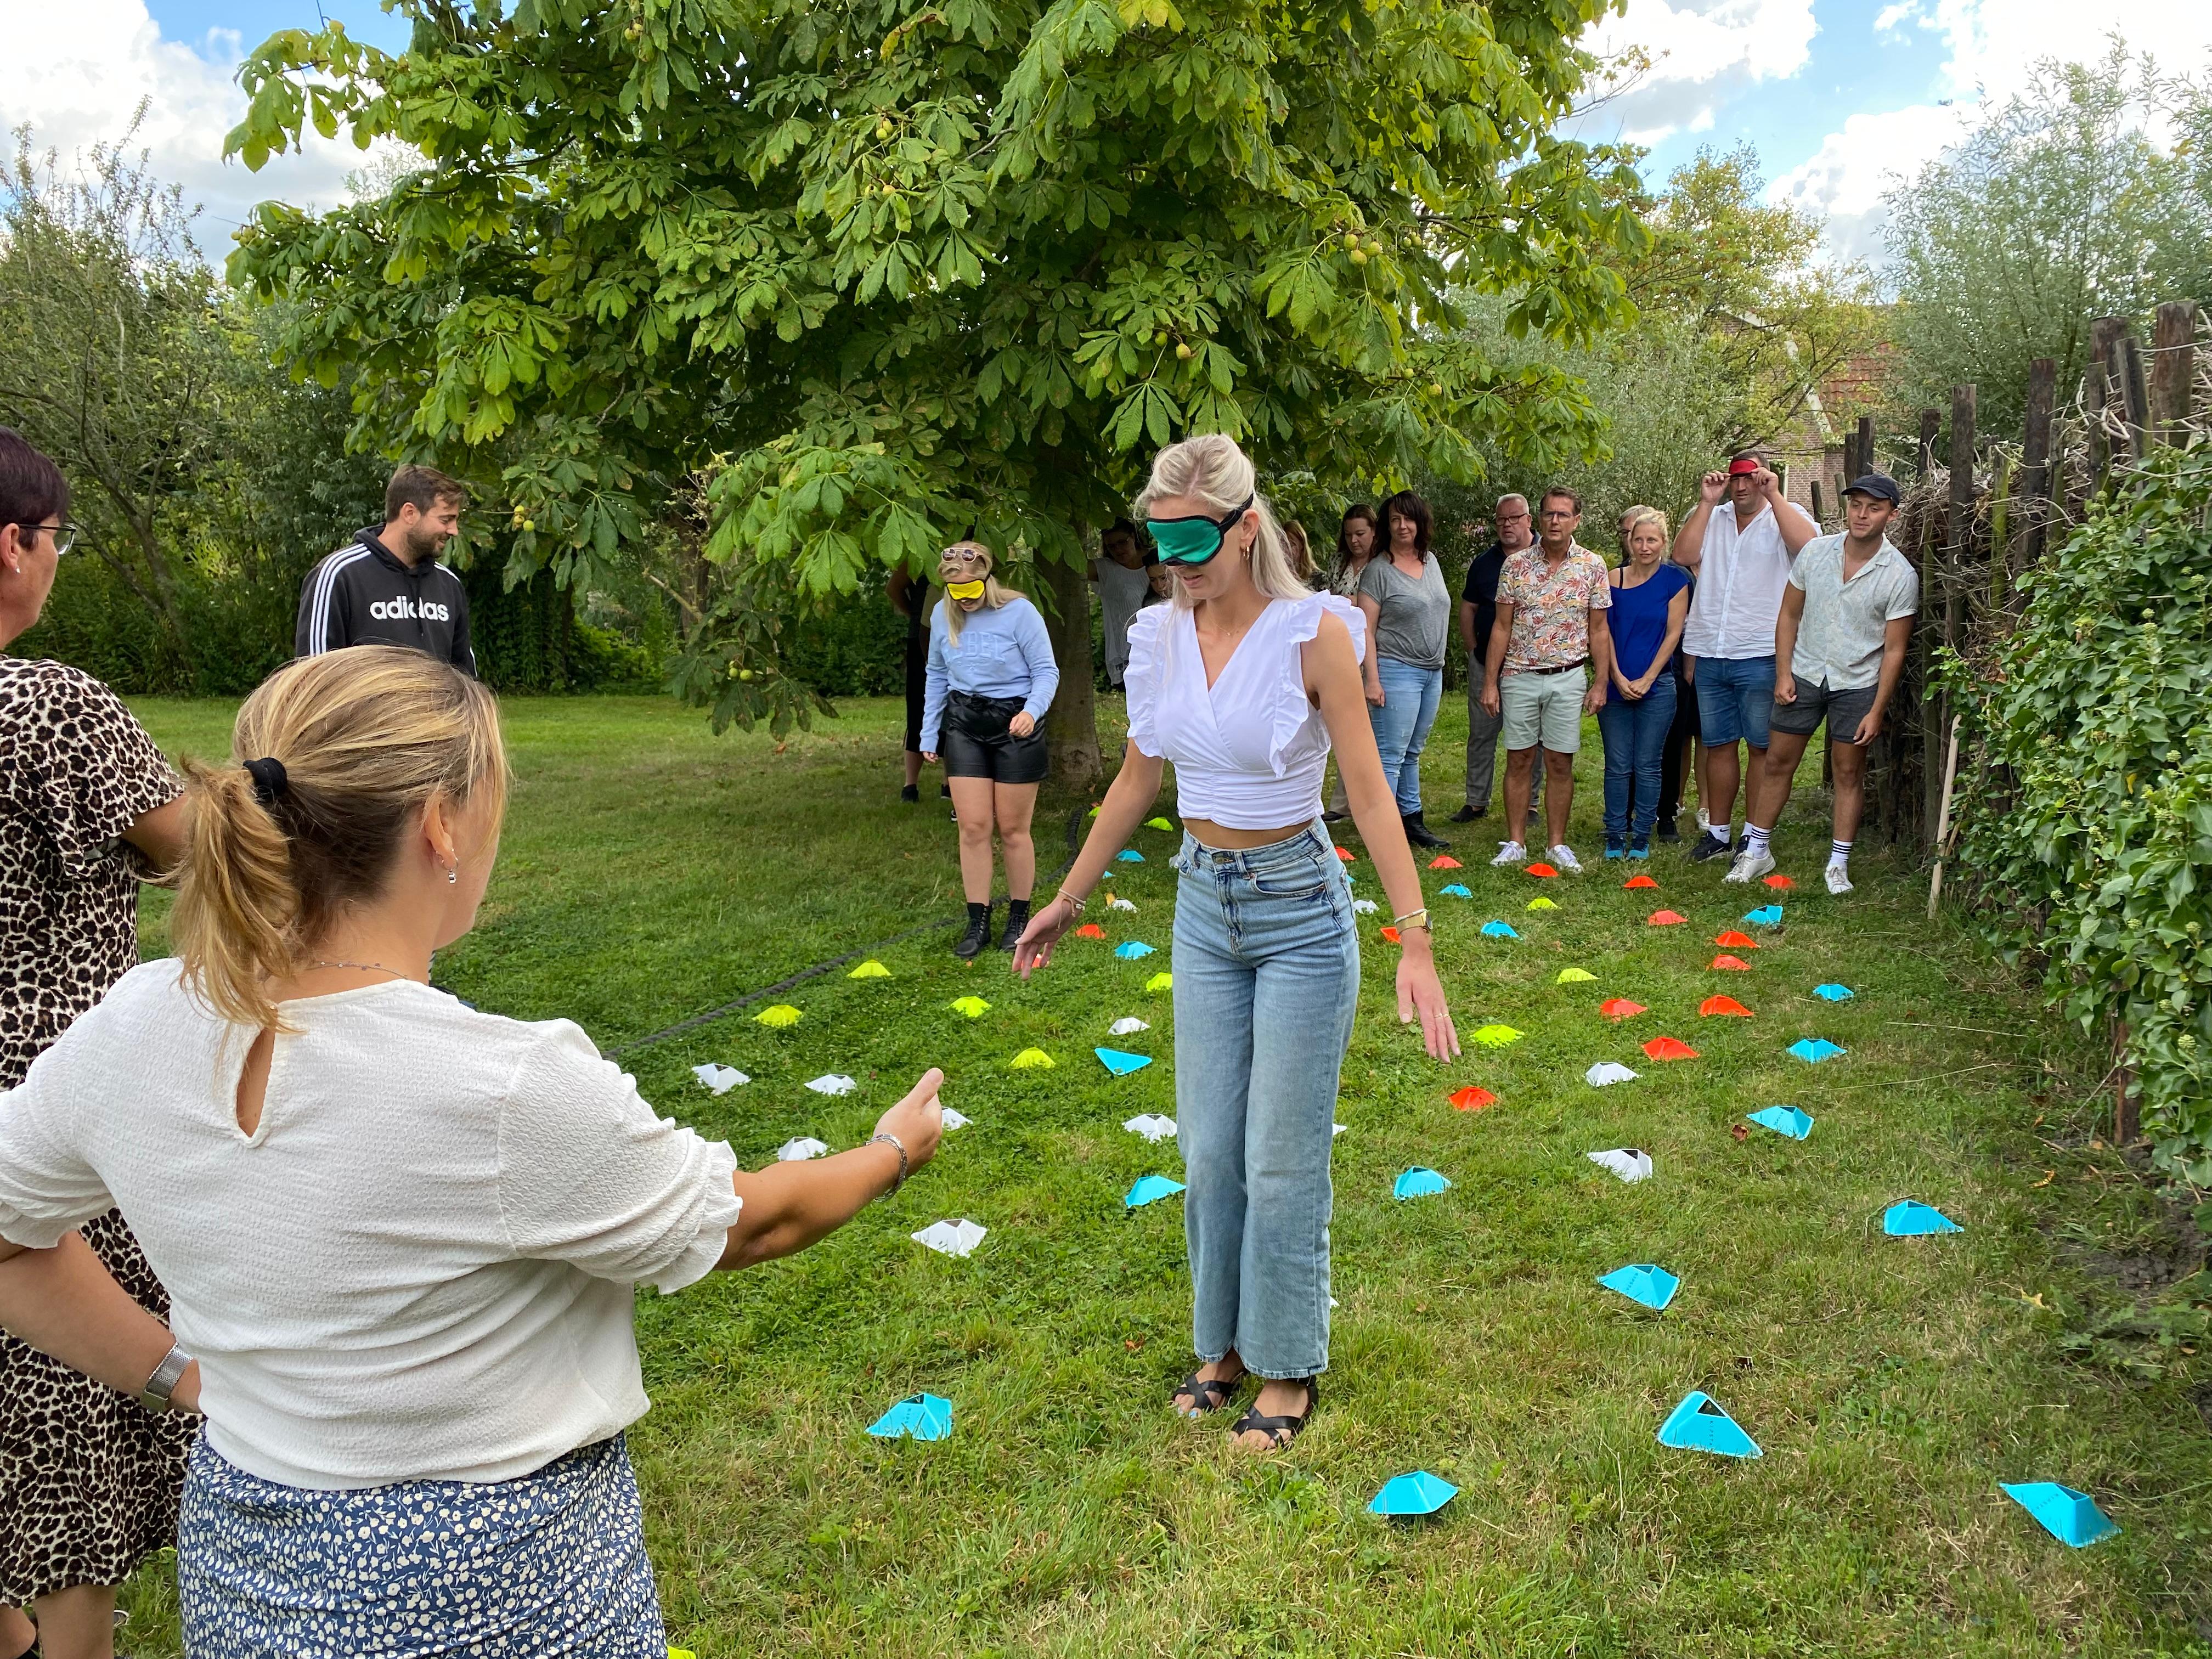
170, 647, 509, 1031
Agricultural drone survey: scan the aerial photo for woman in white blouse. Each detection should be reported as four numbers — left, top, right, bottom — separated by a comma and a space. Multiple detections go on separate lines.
1015, 435, 1458, 1452
0, 646, 944, 1658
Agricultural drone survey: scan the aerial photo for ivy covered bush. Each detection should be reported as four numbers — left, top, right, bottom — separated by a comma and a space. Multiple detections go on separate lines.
1957, 443, 2212, 1181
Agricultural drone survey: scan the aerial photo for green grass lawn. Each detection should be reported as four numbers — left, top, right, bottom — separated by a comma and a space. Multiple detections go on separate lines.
116, 692, 2210, 1657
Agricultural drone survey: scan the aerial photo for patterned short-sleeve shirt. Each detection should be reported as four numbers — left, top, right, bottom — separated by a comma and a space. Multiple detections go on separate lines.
1497, 545, 1612, 673
0, 658, 180, 1088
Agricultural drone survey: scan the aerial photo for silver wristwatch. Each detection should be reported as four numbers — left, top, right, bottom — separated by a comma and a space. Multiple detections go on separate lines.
140, 1340, 191, 1414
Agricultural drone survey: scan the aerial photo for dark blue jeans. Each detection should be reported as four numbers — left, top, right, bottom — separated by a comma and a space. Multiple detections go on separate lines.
1596, 674, 1678, 840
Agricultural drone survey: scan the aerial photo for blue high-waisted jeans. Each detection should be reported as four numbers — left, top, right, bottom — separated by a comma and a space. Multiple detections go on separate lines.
1596, 674, 1678, 839
1369, 657, 1445, 816
1170, 822, 1360, 1380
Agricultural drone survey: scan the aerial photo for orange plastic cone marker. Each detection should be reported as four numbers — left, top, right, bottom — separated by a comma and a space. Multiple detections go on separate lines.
1623, 873, 1659, 889
1713, 930, 1759, 949
1380, 926, 1402, 944
1336, 846, 1356, 862
1709, 953, 1751, 970
1429, 855, 1463, 870
1526, 862, 1560, 878
1763, 873, 1795, 889
1642, 1035, 1699, 1061
1700, 995, 1753, 1018
1647, 910, 1686, 926
1076, 923, 1107, 939
1600, 998, 1647, 1020
1449, 1085, 1496, 1111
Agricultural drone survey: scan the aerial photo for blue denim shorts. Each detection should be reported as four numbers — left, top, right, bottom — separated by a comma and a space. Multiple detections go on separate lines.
1695, 654, 1776, 749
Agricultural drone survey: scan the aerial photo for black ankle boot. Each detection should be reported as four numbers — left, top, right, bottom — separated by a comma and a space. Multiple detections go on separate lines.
952, 904, 992, 959
1402, 811, 1449, 850
998, 899, 1031, 951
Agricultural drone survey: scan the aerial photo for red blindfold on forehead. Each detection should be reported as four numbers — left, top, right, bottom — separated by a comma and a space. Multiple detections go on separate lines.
1726, 458, 1761, 478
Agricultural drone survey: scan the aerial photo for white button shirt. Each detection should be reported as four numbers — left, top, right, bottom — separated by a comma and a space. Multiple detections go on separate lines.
1787, 534, 1921, 689
1683, 501, 1793, 661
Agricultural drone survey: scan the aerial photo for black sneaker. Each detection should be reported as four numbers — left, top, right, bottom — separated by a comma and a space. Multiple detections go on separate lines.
900, 783, 919, 804
1655, 817, 1681, 844
940, 781, 952, 798
1402, 812, 1450, 850
952, 910, 992, 958
1688, 830, 1733, 863
1321, 809, 1347, 824
1449, 805, 1485, 823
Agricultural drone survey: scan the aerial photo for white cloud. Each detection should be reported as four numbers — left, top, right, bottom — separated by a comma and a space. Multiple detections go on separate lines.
1575, 0, 1820, 150
9, 0, 375, 251
1775, 0, 2212, 262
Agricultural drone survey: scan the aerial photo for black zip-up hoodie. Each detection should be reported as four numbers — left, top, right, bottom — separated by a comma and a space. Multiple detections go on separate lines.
295, 529, 476, 675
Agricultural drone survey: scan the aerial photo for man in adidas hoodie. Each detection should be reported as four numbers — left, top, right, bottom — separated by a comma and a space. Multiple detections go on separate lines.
296, 465, 477, 674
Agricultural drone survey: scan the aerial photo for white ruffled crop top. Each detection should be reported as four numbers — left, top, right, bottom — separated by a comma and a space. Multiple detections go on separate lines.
1124, 593, 1368, 828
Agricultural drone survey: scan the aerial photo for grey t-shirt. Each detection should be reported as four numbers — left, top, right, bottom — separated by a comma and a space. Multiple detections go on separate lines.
1356, 552, 1451, 669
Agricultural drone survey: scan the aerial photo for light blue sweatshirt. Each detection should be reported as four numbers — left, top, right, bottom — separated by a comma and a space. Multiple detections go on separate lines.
919, 595, 1060, 753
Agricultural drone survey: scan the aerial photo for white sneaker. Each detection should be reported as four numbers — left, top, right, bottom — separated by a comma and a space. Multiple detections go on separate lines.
1491, 840, 1528, 867
1825, 862, 1854, 895
1548, 843, 1584, 873
1724, 847, 1775, 884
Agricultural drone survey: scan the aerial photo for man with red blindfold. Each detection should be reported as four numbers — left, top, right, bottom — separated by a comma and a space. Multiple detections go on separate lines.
1670, 454, 1818, 861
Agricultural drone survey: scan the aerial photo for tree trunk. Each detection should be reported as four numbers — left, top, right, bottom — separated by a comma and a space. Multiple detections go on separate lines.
1036, 548, 1102, 795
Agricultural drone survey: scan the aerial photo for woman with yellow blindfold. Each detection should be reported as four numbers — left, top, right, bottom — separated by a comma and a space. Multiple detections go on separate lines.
917, 541, 1061, 958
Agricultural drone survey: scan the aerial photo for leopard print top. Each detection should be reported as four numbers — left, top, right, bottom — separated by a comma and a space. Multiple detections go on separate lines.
0, 656, 196, 1605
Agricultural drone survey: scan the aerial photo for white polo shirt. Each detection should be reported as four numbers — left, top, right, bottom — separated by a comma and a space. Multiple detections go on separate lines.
1682, 501, 1793, 661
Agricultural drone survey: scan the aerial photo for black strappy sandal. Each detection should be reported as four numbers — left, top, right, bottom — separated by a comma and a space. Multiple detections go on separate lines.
1229, 1379, 1318, 1450
1171, 1365, 1248, 1418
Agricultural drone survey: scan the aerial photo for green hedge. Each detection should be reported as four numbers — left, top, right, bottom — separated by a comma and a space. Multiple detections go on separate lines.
1956, 444, 2212, 1181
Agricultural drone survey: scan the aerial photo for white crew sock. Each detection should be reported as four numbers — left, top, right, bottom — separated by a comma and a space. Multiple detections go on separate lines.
1829, 838, 1852, 868
1741, 823, 1771, 857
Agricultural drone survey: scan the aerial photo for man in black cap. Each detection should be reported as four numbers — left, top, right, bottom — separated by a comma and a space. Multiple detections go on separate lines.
1726, 472, 1918, 894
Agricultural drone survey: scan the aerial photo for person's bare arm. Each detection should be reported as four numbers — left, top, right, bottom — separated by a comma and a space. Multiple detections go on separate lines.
1457, 598, 1478, 658
1481, 602, 1514, 716
1014, 744, 1166, 973
1773, 583, 1807, 703
1582, 607, 1613, 715
1761, 469, 1820, 555
1855, 614, 1915, 745
121, 794, 187, 873
1308, 616, 1458, 1060
720, 1071, 944, 1268
0, 1232, 200, 1412
1355, 593, 1384, 703
1674, 472, 1724, 566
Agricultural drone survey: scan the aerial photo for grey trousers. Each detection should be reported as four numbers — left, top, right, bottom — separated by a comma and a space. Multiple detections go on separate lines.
1465, 681, 1541, 819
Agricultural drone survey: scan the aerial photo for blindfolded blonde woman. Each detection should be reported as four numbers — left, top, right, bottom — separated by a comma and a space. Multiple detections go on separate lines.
918, 542, 1062, 957
1014, 435, 1458, 1454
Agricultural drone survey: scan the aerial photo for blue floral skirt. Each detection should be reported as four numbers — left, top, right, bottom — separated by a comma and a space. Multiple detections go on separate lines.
177, 1432, 666, 1658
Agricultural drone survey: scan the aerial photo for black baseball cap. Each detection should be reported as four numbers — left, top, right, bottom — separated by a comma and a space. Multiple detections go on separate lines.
1843, 473, 1901, 505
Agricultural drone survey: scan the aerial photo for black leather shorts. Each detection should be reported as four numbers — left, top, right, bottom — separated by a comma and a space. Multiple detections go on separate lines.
941, 691, 1049, 784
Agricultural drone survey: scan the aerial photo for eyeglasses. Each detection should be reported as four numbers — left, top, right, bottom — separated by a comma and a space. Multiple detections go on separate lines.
14, 521, 77, 556
940, 546, 989, 566
1146, 497, 1252, 566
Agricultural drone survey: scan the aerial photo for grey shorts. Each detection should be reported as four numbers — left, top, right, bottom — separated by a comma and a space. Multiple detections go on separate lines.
1770, 679, 1877, 742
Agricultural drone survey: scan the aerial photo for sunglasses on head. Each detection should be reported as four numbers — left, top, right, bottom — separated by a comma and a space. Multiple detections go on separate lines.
1146, 497, 1253, 566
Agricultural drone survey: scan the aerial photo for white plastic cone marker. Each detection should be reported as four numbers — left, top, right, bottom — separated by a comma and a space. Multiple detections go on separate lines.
939, 1108, 970, 1131
1351, 898, 1379, 915
1107, 896, 1137, 912
1584, 1062, 1639, 1087
777, 1137, 829, 1161
692, 1063, 749, 1094
1588, 1148, 1654, 1182
806, 1074, 857, 1096
1332, 1122, 1348, 1136
1122, 1113, 1177, 1143
1108, 1017, 1150, 1036
912, 1219, 987, 1257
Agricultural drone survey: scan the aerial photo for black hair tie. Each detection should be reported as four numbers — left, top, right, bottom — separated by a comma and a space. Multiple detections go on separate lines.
244, 757, 289, 808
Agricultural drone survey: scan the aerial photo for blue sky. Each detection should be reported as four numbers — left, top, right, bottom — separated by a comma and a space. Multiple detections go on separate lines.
20, 0, 2210, 258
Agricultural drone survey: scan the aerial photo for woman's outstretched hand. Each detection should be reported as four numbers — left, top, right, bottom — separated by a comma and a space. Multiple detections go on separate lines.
1011, 894, 1079, 977
1396, 944, 1460, 1060
874, 1069, 947, 1173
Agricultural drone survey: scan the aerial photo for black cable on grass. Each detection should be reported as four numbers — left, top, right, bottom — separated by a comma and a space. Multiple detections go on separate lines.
601, 804, 1089, 1059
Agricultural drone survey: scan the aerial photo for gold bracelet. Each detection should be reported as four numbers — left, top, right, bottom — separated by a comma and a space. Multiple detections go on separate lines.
1392, 907, 1431, 932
